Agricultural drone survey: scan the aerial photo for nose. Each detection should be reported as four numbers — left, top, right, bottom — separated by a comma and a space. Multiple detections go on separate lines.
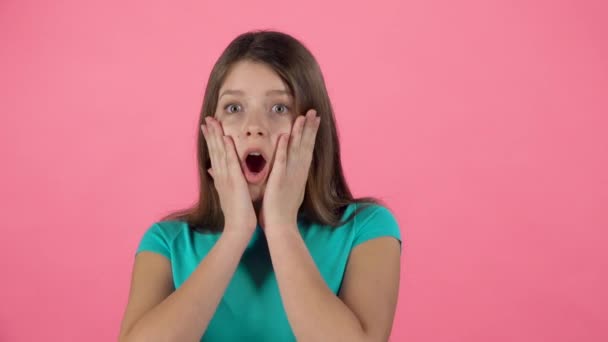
246, 127, 264, 137
242, 111, 268, 138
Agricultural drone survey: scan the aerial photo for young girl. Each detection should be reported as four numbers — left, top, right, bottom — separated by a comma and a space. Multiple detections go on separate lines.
119, 30, 402, 342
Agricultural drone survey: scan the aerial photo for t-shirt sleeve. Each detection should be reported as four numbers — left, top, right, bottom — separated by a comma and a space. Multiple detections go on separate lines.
135, 222, 171, 259
353, 204, 402, 250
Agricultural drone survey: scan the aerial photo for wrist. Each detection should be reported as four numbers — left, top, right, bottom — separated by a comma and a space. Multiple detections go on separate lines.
263, 213, 297, 229
221, 225, 256, 242
264, 221, 299, 236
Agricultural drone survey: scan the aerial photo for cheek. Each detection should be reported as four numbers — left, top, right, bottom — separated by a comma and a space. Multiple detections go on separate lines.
219, 121, 238, 137
281, 120, 293, 133
271, 121, 294, 141
217, 122, 242, 153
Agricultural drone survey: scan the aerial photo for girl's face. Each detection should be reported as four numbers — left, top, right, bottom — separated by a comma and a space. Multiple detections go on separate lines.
214, 60, 296, 203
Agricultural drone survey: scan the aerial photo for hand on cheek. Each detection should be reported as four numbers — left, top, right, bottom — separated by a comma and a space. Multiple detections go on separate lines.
201, 116, 258, 233
261, 109, 321, 230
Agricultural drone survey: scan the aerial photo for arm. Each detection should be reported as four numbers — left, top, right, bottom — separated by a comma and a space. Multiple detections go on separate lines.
261, 111, 401, 340
119, 229, 252, 342
119, 116, 259, 341
265, 226, 401, 342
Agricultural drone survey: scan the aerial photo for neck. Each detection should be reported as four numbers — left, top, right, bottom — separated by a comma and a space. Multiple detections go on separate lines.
253, 199, 263, 227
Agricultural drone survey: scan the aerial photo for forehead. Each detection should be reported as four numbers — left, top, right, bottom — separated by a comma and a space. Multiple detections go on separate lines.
219, 60, 291, 96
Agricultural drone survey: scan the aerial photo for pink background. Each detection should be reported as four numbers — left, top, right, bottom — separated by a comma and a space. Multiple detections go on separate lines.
1, 0, 607, 341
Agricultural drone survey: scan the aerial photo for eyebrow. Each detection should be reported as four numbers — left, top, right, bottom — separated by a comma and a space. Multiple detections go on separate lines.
219, 89, 293, 98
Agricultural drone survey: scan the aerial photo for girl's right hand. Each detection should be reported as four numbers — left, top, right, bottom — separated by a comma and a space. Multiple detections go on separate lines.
201, 116, 257, 234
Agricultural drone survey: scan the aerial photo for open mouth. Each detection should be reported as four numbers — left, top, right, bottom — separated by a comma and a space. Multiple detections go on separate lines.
242, 150, 269, 184
245, 153, 267, 174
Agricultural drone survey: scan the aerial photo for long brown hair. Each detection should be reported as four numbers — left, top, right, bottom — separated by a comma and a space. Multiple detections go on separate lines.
162, 29, 382, 232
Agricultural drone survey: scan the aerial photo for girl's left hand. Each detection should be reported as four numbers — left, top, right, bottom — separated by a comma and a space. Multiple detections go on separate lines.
261, 109, 321, 229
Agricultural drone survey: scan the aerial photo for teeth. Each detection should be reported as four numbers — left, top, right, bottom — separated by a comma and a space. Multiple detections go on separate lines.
249, 152, 261, 156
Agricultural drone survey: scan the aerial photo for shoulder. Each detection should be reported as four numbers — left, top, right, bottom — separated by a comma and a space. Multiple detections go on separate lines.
345, 202, 402, 248
144, 220, 188, 242
135, 220, 189, 259
348, 202, 398, 224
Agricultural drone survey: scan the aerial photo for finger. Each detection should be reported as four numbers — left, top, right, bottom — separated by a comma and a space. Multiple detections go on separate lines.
208, 117, 227, 175
289, 113, 307, 151
222, 135, 244, 178
272, 133, 290, 175
201, 123, 209, 150
300, 109, 320, 154
202, 118, 219, 171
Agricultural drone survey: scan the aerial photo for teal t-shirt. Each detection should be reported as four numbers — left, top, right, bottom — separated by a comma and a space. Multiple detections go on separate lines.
135, 203, 401, 342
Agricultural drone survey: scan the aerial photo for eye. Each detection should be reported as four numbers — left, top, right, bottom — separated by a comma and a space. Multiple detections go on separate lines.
272, 104, 290, 114
224, 103, 241, 114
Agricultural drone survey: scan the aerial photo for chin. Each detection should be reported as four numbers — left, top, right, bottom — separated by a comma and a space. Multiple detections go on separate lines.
248, 184, 265, 202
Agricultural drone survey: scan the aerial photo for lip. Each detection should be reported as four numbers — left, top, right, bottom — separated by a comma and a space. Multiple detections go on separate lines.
240, 147, 269, 164
240, 147, 270, 185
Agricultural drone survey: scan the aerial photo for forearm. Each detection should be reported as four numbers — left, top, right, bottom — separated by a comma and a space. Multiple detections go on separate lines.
265, 226, 367, 342
124, 229, 251, 342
